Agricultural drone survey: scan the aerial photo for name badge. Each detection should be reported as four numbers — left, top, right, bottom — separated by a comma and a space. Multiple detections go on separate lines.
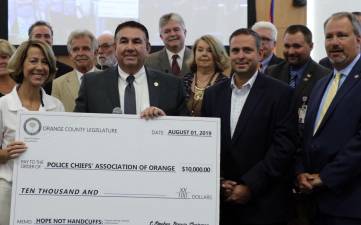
298, 96, 308, 124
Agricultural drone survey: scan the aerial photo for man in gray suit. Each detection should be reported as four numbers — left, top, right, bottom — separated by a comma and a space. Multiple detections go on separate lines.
74, 21, 188, 118
145, 13, 191, 77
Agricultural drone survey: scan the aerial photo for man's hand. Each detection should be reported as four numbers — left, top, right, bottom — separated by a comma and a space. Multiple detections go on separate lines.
221, 179, 237, 199
0, 141, 27, 164
297, 173, 323, 192
140, 106, 166, 120
226, 184, 251, 204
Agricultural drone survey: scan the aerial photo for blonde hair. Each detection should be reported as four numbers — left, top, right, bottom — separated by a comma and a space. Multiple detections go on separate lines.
7, 40, 57, 84
0, 39, 16, 57
187, 35, 230, 73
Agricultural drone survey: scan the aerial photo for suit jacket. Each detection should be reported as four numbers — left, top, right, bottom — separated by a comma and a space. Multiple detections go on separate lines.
268, 59, 331, 114
202, 74, 297, 224
297, 57, 361, 219
44, 60, 73, 95
268, 54, 284, 68
319, 57, 333, 70
145, 47, 191, 77
52, 70, 80, 112
74, 66, 188, 116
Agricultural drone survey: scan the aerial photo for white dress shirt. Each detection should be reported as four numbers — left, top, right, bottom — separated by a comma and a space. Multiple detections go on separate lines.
0, 86, 64, 182
230, 71, 258, 137
117, 66, 150, 114
166, 47, 185, 70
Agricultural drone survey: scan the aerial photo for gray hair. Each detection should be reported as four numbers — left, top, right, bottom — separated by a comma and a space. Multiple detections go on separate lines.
324, 12, 361, 36
251, 21, 278, 41
159, 13, 186, 32
67, 30, 98, 53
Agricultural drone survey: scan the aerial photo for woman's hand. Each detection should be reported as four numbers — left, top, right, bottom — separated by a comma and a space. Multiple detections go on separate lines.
0, 141, 27, 164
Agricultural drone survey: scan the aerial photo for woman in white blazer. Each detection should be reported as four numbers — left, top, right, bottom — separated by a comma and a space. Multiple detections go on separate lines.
0, 40, 64, 225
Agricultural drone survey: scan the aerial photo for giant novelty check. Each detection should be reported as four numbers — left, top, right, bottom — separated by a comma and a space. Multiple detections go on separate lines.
10, 112, 220, 225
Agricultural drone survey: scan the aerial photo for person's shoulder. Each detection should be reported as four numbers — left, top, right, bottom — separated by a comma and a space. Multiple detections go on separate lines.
147, 48, 165, 59
53, 70, 75, 83
147, 67, 180, 81
259, 72, 292, 91
267, 61, 287, 75
44, 94, 65, 112
309, 59, 332, 75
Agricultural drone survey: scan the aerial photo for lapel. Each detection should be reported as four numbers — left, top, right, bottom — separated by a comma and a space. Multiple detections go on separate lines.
106, 67, 121, 109
231, 74, 265, 145
66, 71, 80, 100
219, 80, 233, 145
146, 67, 160, 107
159, 48, 172, 73
294, 60, 316, 99
315, 58, 361, 134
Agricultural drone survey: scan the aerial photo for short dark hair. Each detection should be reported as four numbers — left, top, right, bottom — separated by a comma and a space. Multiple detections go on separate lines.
229, 28, 261, 50
284, 24, 313, 44
114, 21, 149, 41
352, 11, 361, 17
28, 20, 54, 37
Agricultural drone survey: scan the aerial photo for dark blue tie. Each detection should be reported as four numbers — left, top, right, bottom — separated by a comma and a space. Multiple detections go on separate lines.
289, 70, 298, 88
124, 75, 136, 114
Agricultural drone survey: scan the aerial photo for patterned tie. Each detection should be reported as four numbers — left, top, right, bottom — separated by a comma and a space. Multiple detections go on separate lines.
289, 70, 298, 88
124, 75, 136, 114
314, 72, 341, 133
171, 54, 181, 76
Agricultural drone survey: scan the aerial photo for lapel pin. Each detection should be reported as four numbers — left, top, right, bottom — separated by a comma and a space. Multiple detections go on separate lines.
355, 74, 359, 79
306, 74, 311, 78
154, 82, 159, 87
303, 78, 309, 82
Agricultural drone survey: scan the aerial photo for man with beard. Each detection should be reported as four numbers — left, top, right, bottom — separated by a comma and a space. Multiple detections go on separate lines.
268, 25, 330, 136
145, 13, 191, 77
52, 30, 98, 112
202, 28, 297, 225
296, 12, 361, 225
96, 33, 117, 70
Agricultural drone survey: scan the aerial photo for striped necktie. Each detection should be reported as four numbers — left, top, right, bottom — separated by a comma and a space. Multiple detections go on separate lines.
314, 72, 342, 133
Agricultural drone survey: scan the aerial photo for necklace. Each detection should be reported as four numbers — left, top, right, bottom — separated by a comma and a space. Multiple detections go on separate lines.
193, 72, 217, 101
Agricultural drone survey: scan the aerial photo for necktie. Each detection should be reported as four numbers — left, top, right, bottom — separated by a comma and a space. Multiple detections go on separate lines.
289, 70, 298, 88
171, 54, 181, 76
124, 75, 136, 114
314, 72, 341, 133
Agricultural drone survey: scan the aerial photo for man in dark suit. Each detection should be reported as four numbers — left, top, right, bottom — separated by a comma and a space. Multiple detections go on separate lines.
28, 20, 73, 94
74, 21, 188, 117
297, 12, 361, 225
145, 13, 191, 77
268, 25, 330, 135
251, 21, 284, 73
202, 28, 297, 225
318, 11, 361, 71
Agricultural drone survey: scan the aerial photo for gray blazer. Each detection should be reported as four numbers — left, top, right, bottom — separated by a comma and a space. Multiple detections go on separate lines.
145, 47, 192, 77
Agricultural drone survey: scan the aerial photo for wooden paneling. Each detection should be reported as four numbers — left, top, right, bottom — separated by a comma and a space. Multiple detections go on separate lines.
256, 0, 306, 57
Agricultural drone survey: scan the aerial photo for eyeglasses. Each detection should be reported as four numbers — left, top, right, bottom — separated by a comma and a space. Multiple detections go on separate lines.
261, 37, 274, 43
98, 42, 114, 49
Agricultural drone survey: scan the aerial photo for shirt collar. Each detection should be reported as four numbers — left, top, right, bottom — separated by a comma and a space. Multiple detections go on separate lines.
166, 46, 186, 62
75, 67, 96, 82
230, 70, 258, 90
261, 53, 273, 67
333, 54, 361, 77
7, 86, 58, 111
118, 65, 146, 83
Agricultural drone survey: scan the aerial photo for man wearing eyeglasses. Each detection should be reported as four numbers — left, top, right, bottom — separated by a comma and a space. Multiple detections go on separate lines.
252, 21, 284, 73
96, 33, 117, 70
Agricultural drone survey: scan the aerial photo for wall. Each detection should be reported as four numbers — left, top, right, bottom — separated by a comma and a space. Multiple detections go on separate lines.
256, 0, 306, 58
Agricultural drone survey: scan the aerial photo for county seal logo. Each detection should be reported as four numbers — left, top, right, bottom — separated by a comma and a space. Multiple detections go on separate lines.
23, 117, 42, 135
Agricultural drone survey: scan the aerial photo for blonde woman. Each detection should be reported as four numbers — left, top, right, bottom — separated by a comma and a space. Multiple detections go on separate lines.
183, 35, 230, 116
0, 39, 16, 97
0, 40, 64, 225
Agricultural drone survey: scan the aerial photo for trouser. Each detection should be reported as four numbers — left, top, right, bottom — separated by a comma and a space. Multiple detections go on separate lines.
0, 179, 11, 225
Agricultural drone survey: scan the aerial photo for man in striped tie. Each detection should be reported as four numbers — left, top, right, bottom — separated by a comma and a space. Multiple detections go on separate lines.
296, 12, 361, 225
